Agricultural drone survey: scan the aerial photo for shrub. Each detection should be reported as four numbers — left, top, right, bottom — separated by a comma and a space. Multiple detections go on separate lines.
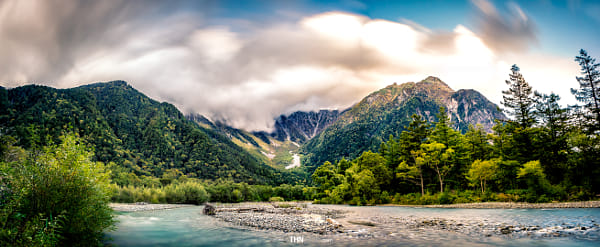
269, 196, 284, 202
0, 134, 114, 246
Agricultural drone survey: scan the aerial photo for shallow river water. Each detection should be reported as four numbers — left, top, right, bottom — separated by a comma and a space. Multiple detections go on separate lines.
106, 205, 600, 246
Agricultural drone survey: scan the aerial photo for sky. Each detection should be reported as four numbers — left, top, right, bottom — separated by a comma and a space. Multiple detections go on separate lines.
0, 0, 599, 131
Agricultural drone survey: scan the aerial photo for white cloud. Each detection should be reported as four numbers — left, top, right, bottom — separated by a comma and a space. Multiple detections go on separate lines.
0, 0, 580, 131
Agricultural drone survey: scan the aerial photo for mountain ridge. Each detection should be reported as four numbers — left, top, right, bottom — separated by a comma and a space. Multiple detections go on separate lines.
0, 80, 296, 185
301, 76, 506, 172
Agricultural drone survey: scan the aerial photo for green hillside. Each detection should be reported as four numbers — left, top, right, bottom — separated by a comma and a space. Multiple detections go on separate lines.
0, 81, 295, 185
301, 76, 505, 173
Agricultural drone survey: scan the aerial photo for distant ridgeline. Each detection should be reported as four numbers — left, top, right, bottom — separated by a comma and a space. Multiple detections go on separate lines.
301, 76, 506, 173
0, 77, 504, 184
0, 81, 297, 185
187, 76, 505, 176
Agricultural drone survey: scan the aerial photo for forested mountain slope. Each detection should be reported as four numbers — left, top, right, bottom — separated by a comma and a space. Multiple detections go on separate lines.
0, 81, 294, 184
301, 76, 506, 172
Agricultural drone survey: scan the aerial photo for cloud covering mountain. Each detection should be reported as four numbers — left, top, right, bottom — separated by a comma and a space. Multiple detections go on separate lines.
0, 0, 586, 131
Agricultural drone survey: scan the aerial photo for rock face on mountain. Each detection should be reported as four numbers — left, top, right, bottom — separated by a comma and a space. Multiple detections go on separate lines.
301, 76, 505, 172
189, 110, 341, 146
269, 110, 341, 143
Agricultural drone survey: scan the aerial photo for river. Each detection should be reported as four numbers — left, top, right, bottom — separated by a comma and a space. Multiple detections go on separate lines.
106, 205, 600, 246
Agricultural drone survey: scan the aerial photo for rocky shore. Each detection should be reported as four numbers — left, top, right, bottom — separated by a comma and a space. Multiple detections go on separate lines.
206, 202, 600, 242
211, 202, 346, 235
110, 202, 194, 212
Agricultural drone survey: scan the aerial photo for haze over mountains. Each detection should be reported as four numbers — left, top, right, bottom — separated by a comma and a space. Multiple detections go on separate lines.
1, 76, 504, 182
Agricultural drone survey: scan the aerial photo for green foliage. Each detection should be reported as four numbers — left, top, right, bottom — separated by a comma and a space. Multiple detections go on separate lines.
0, 81, 297, 186
308, 53, 600, 204
0, 133, 114, 246
502, 64, 536, 128
111, 179, 316, 204
467, 159, 499, 193
269, 197, 285, 202
163, 182, 209, 205
301, 77, 504, 174
572, 49, 600, 132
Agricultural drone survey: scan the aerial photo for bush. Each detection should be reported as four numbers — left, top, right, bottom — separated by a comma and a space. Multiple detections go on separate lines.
269, 196, 284, 202
0, 134, 114, 246
164, 181, 208, 205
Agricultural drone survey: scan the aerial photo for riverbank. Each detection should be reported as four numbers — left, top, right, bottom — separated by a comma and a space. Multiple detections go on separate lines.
110, 202, 196, 212
207, 202, 600, 241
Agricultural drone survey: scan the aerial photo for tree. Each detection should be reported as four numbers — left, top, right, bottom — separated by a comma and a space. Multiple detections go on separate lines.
396, 157, 424, 196
534, 92, 569, 183
467, 159, 498, 194
354, 151, 391, 190
430, 107, 467, 189
0, 133, 114, 246
502, 64, 536, 128
517, 160, 553, 201
464, 124, 490, 162
352, 169, 379, 205
572, 49, 600, 131
311, 161, 341, 193
420, 142, 454, 193
431, 107, 460, 148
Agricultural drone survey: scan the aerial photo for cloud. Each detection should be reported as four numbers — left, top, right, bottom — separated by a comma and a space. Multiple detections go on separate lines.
0, 0, 577, 131
471, 0, 538, 53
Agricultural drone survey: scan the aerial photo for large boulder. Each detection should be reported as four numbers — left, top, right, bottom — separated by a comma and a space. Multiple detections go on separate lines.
203, 204, 216, 215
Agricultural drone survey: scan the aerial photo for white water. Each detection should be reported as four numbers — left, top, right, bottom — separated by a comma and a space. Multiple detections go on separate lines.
285, 153, 301, 169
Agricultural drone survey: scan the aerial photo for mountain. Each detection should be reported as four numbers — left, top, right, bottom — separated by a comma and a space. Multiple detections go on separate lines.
0, 81, 295, 185
301, 76, 505, 172
188, 110, 340, 172
260, 110, 342, 144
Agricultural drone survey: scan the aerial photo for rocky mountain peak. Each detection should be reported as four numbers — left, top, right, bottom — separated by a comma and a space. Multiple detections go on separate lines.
418, 76, 453, 92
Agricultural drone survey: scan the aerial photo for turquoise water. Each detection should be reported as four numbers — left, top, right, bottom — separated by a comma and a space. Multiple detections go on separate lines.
106, 206, 600, 246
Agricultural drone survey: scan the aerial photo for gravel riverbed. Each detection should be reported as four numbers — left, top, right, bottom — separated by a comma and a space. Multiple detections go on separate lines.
208, 202, 600, 242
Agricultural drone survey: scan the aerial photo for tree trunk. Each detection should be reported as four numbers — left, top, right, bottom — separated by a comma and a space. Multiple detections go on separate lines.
435, 165, 444, 193
438, 172, 443, 193
420, 173, 424, 196
481, 180, 484, 194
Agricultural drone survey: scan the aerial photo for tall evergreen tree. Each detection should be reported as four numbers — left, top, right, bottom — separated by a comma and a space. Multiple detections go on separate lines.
464, 124, 490, 162
572, 49, 600, 131
502, 64, 536, 128
534, 92, 569, 184
431, 107, 460, 148
430, 107, 469, 189
397, 114, 431, 163
394, 114, 430, 195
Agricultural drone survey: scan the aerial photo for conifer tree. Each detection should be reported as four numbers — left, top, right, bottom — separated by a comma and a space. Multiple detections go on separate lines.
534, 92, 569, 183
571, 49, 600, 131
502, 64, 536, 128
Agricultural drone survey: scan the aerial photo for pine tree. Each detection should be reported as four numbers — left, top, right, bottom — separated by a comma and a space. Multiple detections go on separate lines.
534, 92, 568, 139
431, 107, 460, 147
502, 64, 536, 128
571, 49, 600, 131
534, 92, 569, 184
394, 114, 430, 196
464, 124, 490, 162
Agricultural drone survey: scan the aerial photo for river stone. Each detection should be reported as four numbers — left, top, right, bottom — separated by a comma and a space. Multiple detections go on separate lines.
204, 204, 216, 215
